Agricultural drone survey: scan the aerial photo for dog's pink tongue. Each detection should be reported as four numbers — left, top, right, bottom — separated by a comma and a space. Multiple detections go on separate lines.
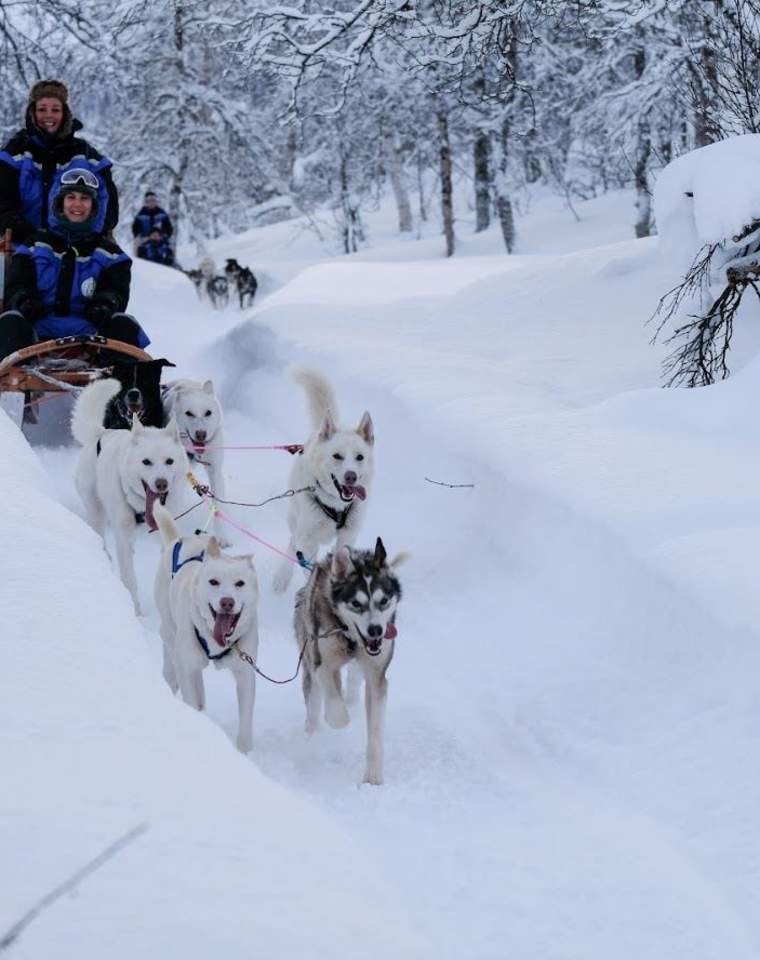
145, 487, 159, 532
350, 484, 367, 501
384, 622, 398, 640
213, 613, 237, 648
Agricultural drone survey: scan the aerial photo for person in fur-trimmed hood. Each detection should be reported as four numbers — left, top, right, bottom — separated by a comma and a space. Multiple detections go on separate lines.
0, 80, 119, 243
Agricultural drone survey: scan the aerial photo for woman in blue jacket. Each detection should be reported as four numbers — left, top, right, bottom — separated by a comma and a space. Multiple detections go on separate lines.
0, 79, 119, 243
0, 168, 148, 359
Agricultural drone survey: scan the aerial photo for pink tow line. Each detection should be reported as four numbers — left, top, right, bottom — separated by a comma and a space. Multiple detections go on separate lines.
188, 443, 304, 454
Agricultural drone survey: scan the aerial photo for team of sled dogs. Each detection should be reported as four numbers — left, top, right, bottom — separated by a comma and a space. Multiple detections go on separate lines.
69, 365, 403, 785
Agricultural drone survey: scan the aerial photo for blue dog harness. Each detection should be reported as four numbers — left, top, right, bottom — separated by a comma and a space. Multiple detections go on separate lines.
170, 541, 236, 661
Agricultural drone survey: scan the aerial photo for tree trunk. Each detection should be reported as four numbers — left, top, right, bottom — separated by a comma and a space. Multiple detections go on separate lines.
437, 109, 455, 257
339, 152, 361, 254
493, 22, 518, 253
383, 126, 413, 233
417, 148, 427, 224
494, 114, 515, 254
691, 11, 721, 146
474, 130, 491, 233
633, 47, 652, 238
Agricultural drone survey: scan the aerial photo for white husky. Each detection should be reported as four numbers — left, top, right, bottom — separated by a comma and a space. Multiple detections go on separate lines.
153, 504, 260, 753
162, 378, 225, 539
273, 368, 375, 593
71, 378, 189, 614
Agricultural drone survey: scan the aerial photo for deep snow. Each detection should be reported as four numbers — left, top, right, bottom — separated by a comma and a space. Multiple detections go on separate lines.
3, 188, 760, 958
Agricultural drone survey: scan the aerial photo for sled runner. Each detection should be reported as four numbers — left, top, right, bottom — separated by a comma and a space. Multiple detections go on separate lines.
0, 335, 153, 429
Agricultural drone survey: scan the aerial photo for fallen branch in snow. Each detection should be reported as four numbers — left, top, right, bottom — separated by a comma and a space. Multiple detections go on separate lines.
0, 823, 148, 953
650, 229, 760, 387
424, 477, 475, 489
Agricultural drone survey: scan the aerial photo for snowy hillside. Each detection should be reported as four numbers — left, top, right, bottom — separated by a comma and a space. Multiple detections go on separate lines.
4, 190, 760, 959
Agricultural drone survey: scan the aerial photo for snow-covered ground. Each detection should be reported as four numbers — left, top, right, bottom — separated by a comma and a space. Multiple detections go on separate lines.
4, 187, 760, 958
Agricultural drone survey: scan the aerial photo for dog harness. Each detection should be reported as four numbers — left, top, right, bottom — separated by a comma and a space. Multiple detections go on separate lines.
170, 541, 238, 661
311, 494, 353, 530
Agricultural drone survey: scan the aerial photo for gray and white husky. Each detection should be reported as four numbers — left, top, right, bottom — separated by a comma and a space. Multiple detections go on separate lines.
294, 538, 405, 785
72, 378, 189, 614
162, 378, 225, 539
153, 504, 260, 753
273, 368, 375, 593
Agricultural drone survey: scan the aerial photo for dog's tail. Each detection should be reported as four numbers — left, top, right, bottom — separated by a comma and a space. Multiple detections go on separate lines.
290, 367, 338, 430
153, 502, 180, 549
70, 378, 120, 446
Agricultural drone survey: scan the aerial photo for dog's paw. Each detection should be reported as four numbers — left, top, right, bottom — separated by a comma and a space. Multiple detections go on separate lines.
361, 768, 384, 786
325, 699, 350, 729
237, 734, 253, 754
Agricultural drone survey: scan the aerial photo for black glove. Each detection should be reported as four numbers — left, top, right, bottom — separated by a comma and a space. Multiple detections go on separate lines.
85, 301, 113, 327
17, 298, 43, 322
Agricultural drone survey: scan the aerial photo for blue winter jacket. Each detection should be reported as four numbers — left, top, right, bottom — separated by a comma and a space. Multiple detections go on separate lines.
0, 117, 119, 242
6, 230, 149, 347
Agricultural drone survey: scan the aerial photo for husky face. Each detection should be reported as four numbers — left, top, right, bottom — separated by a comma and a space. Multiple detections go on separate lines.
311, 410, 374, 504
126, 419, 188, 529
193, 539, 258, 651
173, 380, 222, 451
330, 538, 401, 656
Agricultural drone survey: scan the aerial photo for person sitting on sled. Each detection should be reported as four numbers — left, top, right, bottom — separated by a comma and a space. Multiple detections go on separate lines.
0, 167, 148, 360
0, 79, 119, 243
132, 191, 174, 265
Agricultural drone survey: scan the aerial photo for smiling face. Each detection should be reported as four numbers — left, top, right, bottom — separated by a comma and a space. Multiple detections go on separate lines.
312, 411, 374, 504
61, 190, 93, 223
330, 539, 401, 657
195, 541, 258, 649
34, 97, 64, 134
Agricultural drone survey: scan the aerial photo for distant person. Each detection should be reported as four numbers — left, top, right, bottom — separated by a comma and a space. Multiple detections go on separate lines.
0, 79, 119, 243
0, 170, 147, 360
132, 191, 174, 265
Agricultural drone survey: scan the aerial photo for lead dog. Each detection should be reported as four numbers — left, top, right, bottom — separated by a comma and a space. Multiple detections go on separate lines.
71, 378, 189, 614
273, 368, 375, 593
161, 377, 226, 541
153, 504, 260, 753
295, 537, 404, 785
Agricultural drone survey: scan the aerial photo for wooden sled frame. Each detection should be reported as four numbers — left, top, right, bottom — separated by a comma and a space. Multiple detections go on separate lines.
0, 335, 153, 394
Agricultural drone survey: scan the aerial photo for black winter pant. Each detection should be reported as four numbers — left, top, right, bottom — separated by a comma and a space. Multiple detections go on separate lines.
0, 311, 142, 361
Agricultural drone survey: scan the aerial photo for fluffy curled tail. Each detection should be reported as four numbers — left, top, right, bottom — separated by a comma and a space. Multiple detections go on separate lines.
153, 503, 180, 549
70, 378, 120, 446
290, 367, 338, 430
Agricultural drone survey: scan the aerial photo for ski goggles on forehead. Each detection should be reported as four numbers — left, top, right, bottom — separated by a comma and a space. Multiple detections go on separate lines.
60, 167, 100, 189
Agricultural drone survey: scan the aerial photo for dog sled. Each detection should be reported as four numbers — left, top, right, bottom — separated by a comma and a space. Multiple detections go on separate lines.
0, 229, 152, 431
0, 335, 154, 430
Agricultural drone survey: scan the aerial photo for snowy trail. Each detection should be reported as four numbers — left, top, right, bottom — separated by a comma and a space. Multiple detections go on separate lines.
29, 259, 760, 957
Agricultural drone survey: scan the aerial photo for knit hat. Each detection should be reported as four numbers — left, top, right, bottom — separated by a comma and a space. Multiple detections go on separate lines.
26, 79, 73, 138
144, 190, 158, 200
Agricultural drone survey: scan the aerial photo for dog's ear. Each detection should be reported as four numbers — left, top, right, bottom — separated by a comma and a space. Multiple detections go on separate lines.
319, 411, 336, 442
130, 414, 143, 436
331, 546, 352, 579
206, 537, 221, 558
202, 379, 215, 395
357, 411, 374, 446
155, 358, 176, 368
373, 537, 387, 568
390, 550, 411, 569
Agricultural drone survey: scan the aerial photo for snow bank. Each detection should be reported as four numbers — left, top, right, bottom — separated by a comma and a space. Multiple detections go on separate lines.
654, 134, 760, 267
